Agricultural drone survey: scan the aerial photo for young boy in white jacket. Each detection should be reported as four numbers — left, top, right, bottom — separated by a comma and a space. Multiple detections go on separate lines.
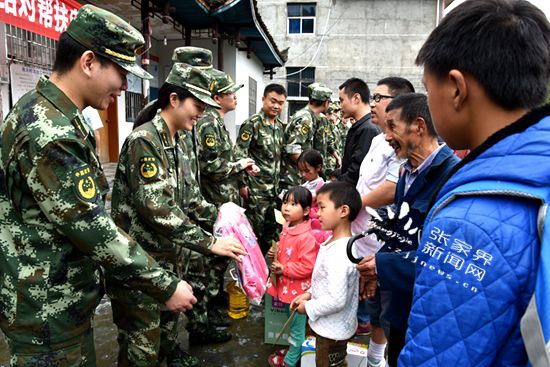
291, 181, 361, 367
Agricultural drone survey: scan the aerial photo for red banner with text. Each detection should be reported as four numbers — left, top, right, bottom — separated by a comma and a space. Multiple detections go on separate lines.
0, 0, 82, 40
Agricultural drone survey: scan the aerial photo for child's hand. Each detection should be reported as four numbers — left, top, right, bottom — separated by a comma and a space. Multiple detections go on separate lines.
267, 247, 275, 261
290, 293, 311, 312
271, 261, 284, 275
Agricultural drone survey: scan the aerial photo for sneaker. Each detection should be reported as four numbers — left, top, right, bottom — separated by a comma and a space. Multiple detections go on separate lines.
208, 308, 232, 327
267, 353, 289, 367
356, 323, 372, 336
166, 347, 200, 367
366, 356, 386, 367
189, 328, 232, 345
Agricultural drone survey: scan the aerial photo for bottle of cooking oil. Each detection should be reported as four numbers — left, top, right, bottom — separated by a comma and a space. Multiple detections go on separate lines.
227, 280, 249, 319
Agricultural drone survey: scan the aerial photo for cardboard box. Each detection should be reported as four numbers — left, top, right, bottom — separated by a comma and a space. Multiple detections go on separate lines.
264, 293, 290, 345
301, 336, 368, 367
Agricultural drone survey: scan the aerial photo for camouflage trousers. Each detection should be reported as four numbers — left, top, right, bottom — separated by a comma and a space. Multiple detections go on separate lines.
7, 328, 95, 367
180, 250, 211, 334
108, 258, 180, 367
244, 195, 281, 254
205, 255, 231, 312
279, 158, 302, 192
110, 289, 179, 367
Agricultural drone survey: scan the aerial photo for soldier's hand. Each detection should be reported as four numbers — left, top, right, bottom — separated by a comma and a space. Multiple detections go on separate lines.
237, 158, 255, 170
246, 164, 260, 177
165, 280, 196, 312
211, 236, 248, 261
240, 186, 250, 200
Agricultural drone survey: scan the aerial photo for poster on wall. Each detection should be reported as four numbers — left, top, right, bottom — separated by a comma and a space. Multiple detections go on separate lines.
9, 63, 50, 104
0, 0, 82, 40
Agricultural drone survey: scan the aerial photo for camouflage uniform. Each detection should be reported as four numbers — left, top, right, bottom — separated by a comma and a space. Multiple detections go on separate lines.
314, 113, 339, 174
279, 106, 317, 189
108, 63, 221, 366
235, 111, 284, 254
0, 6, 179, 365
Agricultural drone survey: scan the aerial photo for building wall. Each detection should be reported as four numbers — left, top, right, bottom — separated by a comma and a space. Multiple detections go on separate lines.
258, 0, 438, 96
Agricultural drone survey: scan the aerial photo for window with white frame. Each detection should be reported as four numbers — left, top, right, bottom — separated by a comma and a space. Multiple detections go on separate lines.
287, 3, 316, 34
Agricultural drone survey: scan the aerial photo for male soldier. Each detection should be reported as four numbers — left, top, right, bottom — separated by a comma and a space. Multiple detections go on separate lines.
236, 84, 287, 254
280, 83, 332, 190
196, 68, 257, 327
0, 5, 195, 365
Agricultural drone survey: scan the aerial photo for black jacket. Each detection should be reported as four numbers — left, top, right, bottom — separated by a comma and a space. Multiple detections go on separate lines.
339, 113, 380, 184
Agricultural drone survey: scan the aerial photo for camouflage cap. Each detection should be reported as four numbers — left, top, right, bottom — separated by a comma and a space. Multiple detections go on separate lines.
207, 68, 244, 95
308, 82, 332, 102
166, 63, 220, 108
172, 47, 213, 69
66, 4, 152, 80
327, 101, 341, 113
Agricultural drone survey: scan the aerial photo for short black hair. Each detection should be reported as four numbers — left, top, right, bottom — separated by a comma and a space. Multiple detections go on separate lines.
378, 77, 415, 96
309, 99, 327, 107
386, 93, 437, 137
416, 0, 550, 110
298, 149, 323, 169
283, 186, 313, 219
264, 83, 287, 97
339, 78, 370, 104
53, 32, 110, 75
328, 168, 341, 178
316, 181, 361, 222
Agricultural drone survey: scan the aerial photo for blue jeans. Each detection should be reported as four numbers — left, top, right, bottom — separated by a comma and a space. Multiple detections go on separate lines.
357, 299, 370, 325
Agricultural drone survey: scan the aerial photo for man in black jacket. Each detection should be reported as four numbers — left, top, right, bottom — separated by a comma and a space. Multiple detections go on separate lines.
338, 78, 381, 184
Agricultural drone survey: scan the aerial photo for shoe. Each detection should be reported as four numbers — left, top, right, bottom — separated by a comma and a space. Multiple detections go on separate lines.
208, 308, 232, 327
268, 353, 289, 367
366, 356, 386, 367
356, 322, 372, 336
189, 328, 232, 345
166, 347, 200, 367
275, 348, 288, 357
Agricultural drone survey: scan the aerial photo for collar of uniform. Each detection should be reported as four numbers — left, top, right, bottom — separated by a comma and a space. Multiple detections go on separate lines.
36, 76, 81, 124
207, 106, 223, 125
258, 109, 282, 127
152, 112, 175, 149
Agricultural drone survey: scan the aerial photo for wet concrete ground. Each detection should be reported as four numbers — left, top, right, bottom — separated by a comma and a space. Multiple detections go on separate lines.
0, 163, 369, 366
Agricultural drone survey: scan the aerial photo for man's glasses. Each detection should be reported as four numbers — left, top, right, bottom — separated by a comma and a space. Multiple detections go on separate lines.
369, 93, 394, 103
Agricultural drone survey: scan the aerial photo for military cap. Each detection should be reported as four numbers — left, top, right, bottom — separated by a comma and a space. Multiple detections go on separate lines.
172, 47, 213, 68
66, 4, 152, 80
308, 83, 332, 102
207, 68, 244, 95
327, 101, 341, 113
166, 63, 220, 108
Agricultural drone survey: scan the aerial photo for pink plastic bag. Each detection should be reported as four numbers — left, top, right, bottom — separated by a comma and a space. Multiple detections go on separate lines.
214, 202, 269, 305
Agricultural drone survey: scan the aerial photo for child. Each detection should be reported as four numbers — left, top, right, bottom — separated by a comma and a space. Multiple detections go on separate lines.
298, 150, 330, 243
266, 186, 319, 367
328, 168, 341, 182
290, 181, 362, 367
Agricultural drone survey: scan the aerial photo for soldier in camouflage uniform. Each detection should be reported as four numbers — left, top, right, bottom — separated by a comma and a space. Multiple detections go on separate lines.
196, 69, 258, 326
235, 84, 287, 254
0, 5, 198, 366
314, 112, 341, 175
109, 62, 246, 367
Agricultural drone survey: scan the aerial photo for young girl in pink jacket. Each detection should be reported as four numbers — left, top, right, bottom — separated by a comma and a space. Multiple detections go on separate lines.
267, 186, 318, 367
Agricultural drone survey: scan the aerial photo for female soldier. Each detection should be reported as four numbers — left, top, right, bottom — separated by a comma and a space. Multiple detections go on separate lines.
107, 63, 246, 367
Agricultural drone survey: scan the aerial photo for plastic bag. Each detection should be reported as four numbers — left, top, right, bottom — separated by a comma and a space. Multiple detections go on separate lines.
214, 202, 268, 305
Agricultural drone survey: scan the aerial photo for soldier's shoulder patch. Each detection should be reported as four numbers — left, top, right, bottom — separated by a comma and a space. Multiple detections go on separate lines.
240, 130, 252, 142
72, 165, 97, 203
139, 156, 159, 180
205, 134, 217, 148
300, 124, 310, 135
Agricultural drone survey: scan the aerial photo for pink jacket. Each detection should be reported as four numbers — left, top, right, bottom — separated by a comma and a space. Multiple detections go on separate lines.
267, 219, 318, 303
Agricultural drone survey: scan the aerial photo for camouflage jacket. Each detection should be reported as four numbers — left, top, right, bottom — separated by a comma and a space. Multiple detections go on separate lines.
235, 111, 283, 197
280, 106, 317, 188
335, 122, 349, 157
181, 127, 201, 185
196, 107, 242, 206
111, 112, 217, 265
0, 77, 179, 346
314, 114, 338, 173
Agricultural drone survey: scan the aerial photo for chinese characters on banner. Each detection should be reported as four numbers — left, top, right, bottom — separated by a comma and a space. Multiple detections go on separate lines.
0, 0, 82, 40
